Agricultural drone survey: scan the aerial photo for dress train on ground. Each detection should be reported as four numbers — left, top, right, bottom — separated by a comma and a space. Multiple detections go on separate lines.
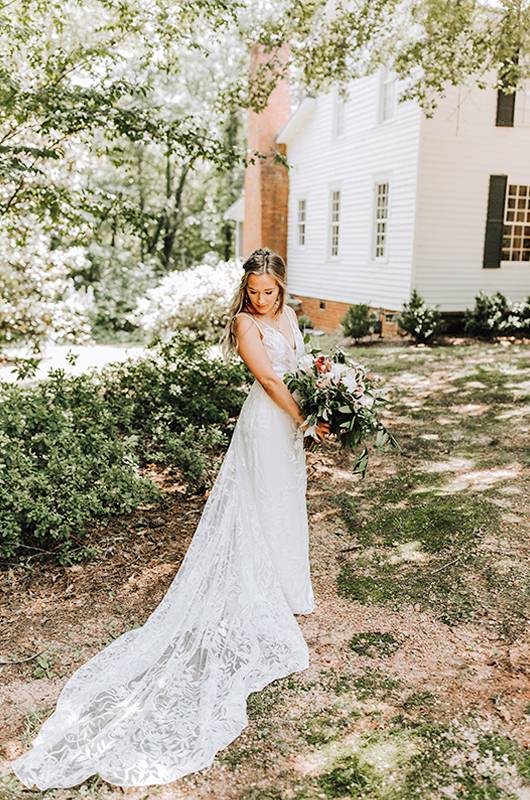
11, 307, 314, 789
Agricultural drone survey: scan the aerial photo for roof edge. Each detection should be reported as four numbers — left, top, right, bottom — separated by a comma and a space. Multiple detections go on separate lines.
275, 96, 317, 145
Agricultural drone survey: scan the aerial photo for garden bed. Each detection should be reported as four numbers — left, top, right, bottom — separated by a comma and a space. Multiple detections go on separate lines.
0, 339, 528, 800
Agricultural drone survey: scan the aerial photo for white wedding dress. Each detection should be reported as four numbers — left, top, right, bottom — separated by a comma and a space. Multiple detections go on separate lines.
11, 307, 315, 790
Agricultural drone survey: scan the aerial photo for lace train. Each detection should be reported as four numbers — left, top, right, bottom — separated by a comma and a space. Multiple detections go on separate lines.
11, 309, 314, 789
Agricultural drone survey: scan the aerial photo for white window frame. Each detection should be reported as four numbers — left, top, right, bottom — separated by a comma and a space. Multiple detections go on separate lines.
378, 67, 397, 124
371, 180, 390, 262
328, 186, 342, 260
514, 82, 530, 127
332, 87, 346, 138
501, 181, 530, 262
297, 198, 307, 247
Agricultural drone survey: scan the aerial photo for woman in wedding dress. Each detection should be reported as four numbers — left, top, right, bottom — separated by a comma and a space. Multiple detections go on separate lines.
11, 247, 330, 790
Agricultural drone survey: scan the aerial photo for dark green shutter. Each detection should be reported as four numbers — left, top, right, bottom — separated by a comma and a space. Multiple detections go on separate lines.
496, 90, 516, 126
483, 175, 507, 269
496, 50, 519, 126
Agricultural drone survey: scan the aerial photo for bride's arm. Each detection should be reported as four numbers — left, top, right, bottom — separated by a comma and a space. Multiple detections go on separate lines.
233, 315, 305, 426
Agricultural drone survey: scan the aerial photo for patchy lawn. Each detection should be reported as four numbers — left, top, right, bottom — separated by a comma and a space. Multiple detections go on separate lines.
1, 339, 529, 800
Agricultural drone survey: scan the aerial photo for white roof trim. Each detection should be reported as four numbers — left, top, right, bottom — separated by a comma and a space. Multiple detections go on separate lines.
276, 96, 317, 144
223, 194, 244, 222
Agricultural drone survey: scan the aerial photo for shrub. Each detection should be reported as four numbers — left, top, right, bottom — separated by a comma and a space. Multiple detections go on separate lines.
342, 304, 378, 342
398, 290, 442, 344
510, 297, 530, 335
127, 254, 242, 344
464, 291, 530, 338
0, 370, 159, 564
100, 332, 248, 454
297, 314, 313, 331
0, 332, 249, 563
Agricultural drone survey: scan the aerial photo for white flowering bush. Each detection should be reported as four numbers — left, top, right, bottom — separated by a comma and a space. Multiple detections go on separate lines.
0, 217, 94, 352
86, 243, 158, 336
398, 290, 442, 344
464, 291, 530, 338
127, 254, 242, 344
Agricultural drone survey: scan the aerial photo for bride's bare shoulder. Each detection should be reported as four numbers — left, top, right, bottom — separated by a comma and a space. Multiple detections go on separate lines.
233, 311, 254, 329
233, 312, 262, 341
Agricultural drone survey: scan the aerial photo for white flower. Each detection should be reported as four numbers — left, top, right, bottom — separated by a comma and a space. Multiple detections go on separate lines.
341, 370, 360, 393
297, 354, 314, 373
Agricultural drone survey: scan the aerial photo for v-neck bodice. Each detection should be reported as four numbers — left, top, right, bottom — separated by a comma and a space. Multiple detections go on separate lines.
237, 309, 305, 377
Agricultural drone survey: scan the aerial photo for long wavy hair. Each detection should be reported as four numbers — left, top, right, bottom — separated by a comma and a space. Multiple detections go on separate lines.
221, 247, 287, 357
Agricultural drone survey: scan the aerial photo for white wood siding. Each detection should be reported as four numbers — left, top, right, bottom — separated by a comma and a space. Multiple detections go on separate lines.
413, 83, 530, 310
283, 72, 422, 311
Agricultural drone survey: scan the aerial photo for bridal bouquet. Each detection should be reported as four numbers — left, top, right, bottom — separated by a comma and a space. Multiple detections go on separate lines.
284, 346, 399, 477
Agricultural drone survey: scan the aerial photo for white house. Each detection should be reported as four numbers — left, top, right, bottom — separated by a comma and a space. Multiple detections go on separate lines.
227, 66, 530, 334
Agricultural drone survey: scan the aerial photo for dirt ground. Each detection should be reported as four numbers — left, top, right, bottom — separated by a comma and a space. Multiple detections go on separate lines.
0, 338, 529, 800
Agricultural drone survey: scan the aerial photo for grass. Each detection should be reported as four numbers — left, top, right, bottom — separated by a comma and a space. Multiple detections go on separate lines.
336, 482, 500, 625
298, 705, 355, 746
348, 632, 401, 659
288, 718, 528, 799
351, 669, 403, 702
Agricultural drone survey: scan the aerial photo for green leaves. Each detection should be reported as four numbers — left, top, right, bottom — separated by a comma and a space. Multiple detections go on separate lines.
0, 331, 247, 564
352, 447, 369, 479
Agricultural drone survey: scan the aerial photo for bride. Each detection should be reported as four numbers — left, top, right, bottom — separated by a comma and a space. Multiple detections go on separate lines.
11, 247, 331, 790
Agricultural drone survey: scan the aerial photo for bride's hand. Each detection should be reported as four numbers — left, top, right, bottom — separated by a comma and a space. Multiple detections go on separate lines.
298, 418, 331, 442
314, 420, 331, 441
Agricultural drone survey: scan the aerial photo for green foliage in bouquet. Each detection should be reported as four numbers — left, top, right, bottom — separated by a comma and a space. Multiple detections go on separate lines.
341, 304, 378, 342
284, 346, 400, 478
398, 290, 442, 344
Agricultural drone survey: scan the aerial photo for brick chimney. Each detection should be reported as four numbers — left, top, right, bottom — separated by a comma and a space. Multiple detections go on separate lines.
243, 43, 290, 262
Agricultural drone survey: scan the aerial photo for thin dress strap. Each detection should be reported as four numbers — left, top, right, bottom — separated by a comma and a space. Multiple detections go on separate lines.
236, 311, 266, 336
284, 306, 298, 347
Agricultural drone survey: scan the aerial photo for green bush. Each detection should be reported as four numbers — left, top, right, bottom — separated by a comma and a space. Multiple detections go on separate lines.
100, 333, 248, 452
296, 314, 313, 331
341, 304, 377, 342
398, 290, 442, 344
0, 370, 159, 564
0, 332, 249, 563
464, 291, 530, 338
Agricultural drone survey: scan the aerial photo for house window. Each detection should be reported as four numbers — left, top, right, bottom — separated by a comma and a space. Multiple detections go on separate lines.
514, 87, 530, 127
329, 189, 341, 258
333, 91, 346, 137
380, 69, 396, 122
297, 199, 306, 246
373, 182, 389, 259
502, 183, 530, 261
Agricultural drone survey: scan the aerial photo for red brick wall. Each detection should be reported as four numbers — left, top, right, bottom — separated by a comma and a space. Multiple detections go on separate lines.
243, 44, 290, 262
293, 295, 400, 337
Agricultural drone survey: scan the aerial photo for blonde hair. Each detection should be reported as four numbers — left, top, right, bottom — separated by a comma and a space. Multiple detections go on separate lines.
220, 247, 287, 357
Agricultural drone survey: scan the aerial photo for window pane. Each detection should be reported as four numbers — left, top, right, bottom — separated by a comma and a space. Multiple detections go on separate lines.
330, 190, 340, 257
374, 182, 389, 259
298, 199, 306, 246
